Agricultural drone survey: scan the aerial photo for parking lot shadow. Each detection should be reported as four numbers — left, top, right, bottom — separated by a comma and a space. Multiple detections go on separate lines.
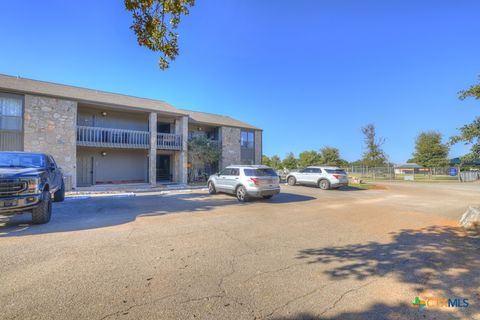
0, 191, 315, 237
296, 225, 480, 319
270, 303, 467, 319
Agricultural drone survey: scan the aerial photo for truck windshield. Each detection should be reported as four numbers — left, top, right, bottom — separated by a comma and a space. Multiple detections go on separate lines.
243, 168, 278, 177
0, 153, 46, 168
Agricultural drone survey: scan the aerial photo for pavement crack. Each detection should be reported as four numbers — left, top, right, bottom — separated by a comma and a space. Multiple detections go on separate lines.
243, 262, 305, 284
262, 284, 328, 319
319, 280, 376, 317
99, 293, 180, 320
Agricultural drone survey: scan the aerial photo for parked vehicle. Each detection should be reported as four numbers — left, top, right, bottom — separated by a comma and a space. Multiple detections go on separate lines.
208, 165, 280, 202
286, 166, 348, 190
0, 152, 65, 224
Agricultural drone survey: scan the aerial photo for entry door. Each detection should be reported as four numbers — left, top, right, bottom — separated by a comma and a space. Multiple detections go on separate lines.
156, 155, 171, 181
77, 156, 94, 186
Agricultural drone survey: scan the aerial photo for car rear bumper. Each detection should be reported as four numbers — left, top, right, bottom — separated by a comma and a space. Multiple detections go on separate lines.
331, 182, 349, 188
247, 187, 281, 197
0, 194, 42, 215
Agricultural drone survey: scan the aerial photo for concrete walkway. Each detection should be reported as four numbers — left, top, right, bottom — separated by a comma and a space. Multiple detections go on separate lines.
70, 182, 207, 195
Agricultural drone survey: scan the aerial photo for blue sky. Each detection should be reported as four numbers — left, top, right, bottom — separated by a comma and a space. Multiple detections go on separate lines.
1, 0, 479, 163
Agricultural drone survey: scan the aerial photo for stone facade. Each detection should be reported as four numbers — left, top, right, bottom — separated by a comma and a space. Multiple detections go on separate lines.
174, 116, 188, 184
23, 94, 77, 189
219, 126, 241, 168
148, 112, 157, 186
254, 130, 262, 164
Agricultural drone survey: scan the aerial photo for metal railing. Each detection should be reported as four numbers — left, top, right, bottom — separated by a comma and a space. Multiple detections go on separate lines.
77, 126, 150, 149
157, 133, 183, 150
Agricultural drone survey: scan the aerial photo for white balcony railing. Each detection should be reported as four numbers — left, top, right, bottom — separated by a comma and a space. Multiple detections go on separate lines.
157, 133, 183, 150
77, 126, 149, 149
77, 126, 184, 150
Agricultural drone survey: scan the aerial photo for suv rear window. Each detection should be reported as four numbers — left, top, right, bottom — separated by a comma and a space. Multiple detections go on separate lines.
325, 169, 347, 174
243, 168, 278, 177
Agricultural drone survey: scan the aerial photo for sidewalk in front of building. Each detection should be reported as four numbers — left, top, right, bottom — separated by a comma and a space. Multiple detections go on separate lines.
67, 182, 208, 197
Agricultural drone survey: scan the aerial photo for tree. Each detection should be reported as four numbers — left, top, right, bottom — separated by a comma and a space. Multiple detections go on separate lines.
361, 124, 388, 167
298, 150, 319, 168
270, 155, 282, 170
318, 146, 347, 167
412, 131, 449, 167
451, 117, 480, 161
451, 77, 480, 161
459, 75, 480, 100
282, 152, 298, 170
262, 155, 271, 167
125, 0, 195, 70
188, 136, 221, 181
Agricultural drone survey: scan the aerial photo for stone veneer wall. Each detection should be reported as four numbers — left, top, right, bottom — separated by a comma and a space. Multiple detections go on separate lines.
254, 130, 262, 164
219, 126, 241, 168
23, 95, 77, 189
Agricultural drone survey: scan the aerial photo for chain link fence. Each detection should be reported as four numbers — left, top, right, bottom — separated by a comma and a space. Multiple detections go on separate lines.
345, 166, 472, 182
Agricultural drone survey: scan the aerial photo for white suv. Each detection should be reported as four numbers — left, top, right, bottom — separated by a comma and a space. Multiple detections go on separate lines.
207, 165, 281, 202
286, 166, 348, 190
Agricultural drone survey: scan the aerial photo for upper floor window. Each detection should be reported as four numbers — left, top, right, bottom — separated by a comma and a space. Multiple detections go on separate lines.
241, 130, 254, 149
0, 93, 23, 132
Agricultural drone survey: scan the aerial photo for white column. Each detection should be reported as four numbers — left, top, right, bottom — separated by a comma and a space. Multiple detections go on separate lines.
149, 112, 157, 186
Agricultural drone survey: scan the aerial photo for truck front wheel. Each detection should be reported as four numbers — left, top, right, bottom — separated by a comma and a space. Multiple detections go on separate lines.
32, 191, 52, 224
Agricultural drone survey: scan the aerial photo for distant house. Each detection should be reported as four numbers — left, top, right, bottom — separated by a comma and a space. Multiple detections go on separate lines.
394, 163, 426, 174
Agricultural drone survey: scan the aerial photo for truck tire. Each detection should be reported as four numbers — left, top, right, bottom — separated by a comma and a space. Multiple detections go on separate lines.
32, 191, 52, 224
287, 176, 296, 186
236, 185, 249, 202
318, 179, 330, 190
54, 180, 65, 202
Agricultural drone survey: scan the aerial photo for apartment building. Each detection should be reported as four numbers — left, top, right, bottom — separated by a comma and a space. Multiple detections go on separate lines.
0, 74, 262, 189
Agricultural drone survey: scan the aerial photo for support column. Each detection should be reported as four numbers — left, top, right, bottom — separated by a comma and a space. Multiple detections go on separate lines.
149, 112, 157, 186
174, 116, 189, 184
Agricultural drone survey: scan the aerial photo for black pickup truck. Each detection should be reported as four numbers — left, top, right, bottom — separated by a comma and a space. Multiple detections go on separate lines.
0, 152, 65, 224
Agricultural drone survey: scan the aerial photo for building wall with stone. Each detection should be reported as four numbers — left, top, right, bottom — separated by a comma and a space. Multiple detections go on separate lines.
254, 130, 262, 165
23, 94, 77, 189
219, 126, 241, 168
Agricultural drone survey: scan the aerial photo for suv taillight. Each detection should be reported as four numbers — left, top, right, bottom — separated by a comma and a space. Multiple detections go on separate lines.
333, 174, 341, 180
250, 177, 259, 185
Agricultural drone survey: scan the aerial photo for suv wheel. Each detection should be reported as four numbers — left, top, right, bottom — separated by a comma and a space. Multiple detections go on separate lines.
287, 176, 296, 186
32, 191, 52, 224
54, 180, 65, 202
236, 186, 248, 202
318, 179, 330, 190
208, 181, 216, 194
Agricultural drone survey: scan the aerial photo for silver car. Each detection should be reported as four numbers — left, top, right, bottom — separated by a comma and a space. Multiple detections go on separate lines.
286, 166, 349, 190
208, 165, 281, 202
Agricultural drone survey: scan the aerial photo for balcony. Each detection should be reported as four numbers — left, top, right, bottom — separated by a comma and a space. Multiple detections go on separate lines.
76, 126, 184, 151
157, 133, 183, 150
77, 126, 149, 149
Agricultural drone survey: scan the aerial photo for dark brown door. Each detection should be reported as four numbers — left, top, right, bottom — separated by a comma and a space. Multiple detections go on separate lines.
156, 155, 171, 181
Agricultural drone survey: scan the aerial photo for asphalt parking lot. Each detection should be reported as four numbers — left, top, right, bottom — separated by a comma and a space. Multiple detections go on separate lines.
1, 183, 479, 320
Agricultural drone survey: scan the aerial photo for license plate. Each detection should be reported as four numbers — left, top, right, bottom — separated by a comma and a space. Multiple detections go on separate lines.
1, 199, 17, 208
